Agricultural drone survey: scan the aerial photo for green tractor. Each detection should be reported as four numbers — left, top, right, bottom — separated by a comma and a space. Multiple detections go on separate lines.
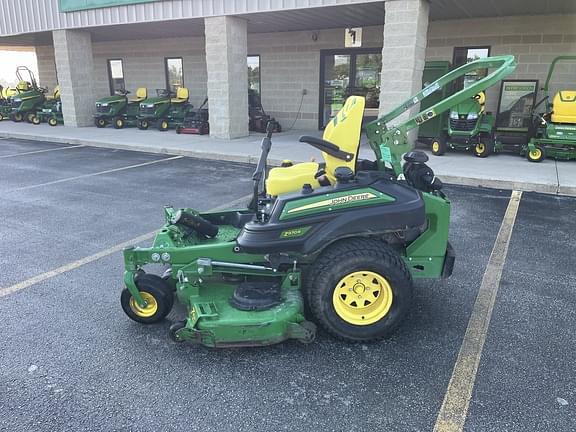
94, 88, 148, 129
32, 86, 63, 126
524, 56, 576, 162
431, 91, 496, 157
10, 66, 46, 123
119, 56, 516, 347
137, 87, 194, 131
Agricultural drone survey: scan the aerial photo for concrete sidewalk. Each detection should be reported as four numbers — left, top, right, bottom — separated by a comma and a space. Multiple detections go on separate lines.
1, 121, 574, 196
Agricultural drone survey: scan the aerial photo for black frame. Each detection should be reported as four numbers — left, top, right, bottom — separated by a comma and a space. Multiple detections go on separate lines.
164, 57, 184, 93
495, 79, 539, 131
318, 47, 382, 130
247, 54, 261, 95
107, 58, 125, 95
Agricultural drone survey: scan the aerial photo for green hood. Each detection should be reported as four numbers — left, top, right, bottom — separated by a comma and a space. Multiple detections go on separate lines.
139, 96, 170, 106
453, 98, 482, 115
95, 95, 126, 104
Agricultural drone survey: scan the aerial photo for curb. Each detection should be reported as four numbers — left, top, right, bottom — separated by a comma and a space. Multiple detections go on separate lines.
1, 131, 574, 197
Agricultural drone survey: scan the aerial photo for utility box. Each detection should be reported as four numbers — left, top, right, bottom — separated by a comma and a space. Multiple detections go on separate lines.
418, 61, 451, 141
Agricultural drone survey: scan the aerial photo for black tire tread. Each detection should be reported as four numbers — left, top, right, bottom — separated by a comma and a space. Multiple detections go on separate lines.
304, 238, 412, 342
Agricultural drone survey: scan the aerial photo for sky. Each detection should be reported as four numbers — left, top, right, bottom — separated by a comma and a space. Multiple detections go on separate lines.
0, 50, 39, 87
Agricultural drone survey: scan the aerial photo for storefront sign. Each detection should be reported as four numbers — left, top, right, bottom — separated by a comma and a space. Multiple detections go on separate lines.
60, 0, 157, 12
345, 28, 363, 48
496, 80, 539, 131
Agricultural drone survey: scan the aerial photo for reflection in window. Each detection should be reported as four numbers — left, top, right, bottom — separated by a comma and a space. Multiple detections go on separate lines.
165, 57, 184, 93
248, 55, 261, 95
107, 59, 125, 95
453, 47, 490, 90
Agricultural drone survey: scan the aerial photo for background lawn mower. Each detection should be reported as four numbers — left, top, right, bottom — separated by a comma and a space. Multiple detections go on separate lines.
119, 56, 515, 348
249, 89, 281, 133
32, 86, 62, 126
10, 66, 45, 123
431, 91, 496, 158
176, 97, 209, 135
137, 87, 194, 131
94, 88, 148, 129
524, 55, 576, 162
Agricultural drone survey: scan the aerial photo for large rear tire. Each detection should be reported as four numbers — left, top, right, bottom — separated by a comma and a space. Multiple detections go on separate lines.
12, 112, 23, 122
32, 115, 41, 125
121, 274, 174, 324
305, 238, 413, 342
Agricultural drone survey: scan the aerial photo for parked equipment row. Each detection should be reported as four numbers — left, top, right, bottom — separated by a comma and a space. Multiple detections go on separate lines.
0, 66, 62, 126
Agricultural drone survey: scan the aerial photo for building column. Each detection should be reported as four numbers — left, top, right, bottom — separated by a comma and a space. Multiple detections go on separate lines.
204, 16, 249, 139
379, 0, 430, 123
53, 30, 96, 127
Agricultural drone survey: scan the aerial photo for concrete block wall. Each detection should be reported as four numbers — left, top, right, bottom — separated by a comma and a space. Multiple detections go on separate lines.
248, 26, 384, 129
91, 37, 208, 108
35, 45, 58, 90
426, 14, 576, 113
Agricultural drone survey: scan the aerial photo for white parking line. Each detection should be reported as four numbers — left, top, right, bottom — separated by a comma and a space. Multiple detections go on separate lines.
433, 190, 523, 432
0, 194, 252, 298
9, 155, 183, 192
0, 145, 85, 159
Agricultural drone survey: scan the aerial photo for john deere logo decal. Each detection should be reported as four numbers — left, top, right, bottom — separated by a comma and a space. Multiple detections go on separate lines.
287, 192, 377, 214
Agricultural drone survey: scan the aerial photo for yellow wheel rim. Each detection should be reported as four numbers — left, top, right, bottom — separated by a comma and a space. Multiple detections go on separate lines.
49, 118, 57, 126
476, 143, 485, 154
162, 121, 168, 129
116, 120, 123, 127
332, 271, 393, 326
529, 149, 542, 160
129, 291, 158, 318
432, 141, 440, 152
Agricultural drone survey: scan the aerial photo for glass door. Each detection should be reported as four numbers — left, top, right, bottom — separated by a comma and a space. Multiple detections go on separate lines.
320, 49, 382, 129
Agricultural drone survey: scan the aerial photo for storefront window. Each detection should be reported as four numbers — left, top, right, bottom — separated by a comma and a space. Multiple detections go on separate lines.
107, 59, 125, 95
453, 46, 490, 90
165, 57, 184, 93
248, 55, 261, 95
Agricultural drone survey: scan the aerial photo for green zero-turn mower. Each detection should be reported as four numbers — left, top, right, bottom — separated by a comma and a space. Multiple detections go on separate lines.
94, 88, 148, 129
431, 91, 497, 158
524, 56, 576, 162
0, 81, 32, 121
137, 87, 194, 131
10, 66, 46, 123
32, 86, 63, 126
119, 55, 516, 348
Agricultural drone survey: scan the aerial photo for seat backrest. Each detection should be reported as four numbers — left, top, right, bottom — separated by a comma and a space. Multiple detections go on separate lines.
176, 87, 189, 100
53, 85, 60, 100
16, 80, 30, 91
322, 96, 366, 180
475, 92, 486, 113
136, 87, 147, 99
551, 91, 576, 124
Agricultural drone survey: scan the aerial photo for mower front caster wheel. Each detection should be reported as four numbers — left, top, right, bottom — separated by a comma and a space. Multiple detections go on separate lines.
48, 117, 58, 127
305, 238, 413, 342
32, 115, 41, 125
474, 137, 493, 158
527, 146, 545, 162
121, 274, 174, 324
12, 112, 23, 122
431, 136, 447, 156
168, 321, 187, 343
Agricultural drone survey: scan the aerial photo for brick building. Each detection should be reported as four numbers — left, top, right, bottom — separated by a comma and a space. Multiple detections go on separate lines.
0, 0, 575, 138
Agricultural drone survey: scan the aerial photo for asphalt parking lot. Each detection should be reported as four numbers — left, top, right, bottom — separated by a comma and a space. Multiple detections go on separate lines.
0, 138, 574, 432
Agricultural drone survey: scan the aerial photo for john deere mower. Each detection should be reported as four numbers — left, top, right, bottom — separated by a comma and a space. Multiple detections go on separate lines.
1, 80, 32, 120
137, 87, 194, 131
10, 66, 45, 123
32, 86, 62, 126
94, 88, 148, 129
524, 56, 576, 162
119, 56, 516, 348
431, 91, 496, 158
